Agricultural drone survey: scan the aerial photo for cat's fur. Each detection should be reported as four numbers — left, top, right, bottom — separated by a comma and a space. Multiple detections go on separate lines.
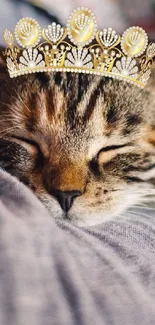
0, 50, 155, 226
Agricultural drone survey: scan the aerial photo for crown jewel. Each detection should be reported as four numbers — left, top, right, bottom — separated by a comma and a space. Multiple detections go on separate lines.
3, 7, 155, 87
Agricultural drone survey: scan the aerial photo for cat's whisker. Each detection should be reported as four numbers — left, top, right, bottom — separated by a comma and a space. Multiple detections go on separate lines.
17, 96, 31, 113
0, 126, 18, 136
127, 211, 155, 219
0, 117, 14, 121
113, 187, 155, 193
137, 201, 155, 207
131, 187, 155, 191
129, 205, 155, 212
7, 105, 25, 118
137, 193, 155, 197
0, 119, 18, 125
131, 205, 155, 211
132, 203, 149, 208
128, 190, 155, 195
127, 209, 150, 216
9, 89, 31, 114
141, 197, 155, 201
111, 189, 126, 192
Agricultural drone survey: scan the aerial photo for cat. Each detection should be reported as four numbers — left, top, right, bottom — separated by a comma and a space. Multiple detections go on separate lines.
0, 49, 155, 226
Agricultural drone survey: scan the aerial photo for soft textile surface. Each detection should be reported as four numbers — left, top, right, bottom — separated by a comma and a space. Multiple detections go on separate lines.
0, 169, 155, 325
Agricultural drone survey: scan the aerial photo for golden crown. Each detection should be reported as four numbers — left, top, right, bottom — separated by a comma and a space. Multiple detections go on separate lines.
3, 7, 155, 87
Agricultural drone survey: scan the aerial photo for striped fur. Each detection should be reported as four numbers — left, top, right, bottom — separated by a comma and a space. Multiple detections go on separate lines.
0, 59, 155, 225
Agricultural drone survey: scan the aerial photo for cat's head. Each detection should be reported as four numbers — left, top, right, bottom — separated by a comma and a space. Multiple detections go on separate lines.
0, 52, 155, 226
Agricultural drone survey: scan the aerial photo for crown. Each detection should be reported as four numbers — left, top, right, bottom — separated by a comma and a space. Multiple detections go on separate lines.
3, 7, 155, 88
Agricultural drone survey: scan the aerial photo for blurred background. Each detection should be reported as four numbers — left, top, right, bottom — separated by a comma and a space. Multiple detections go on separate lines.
0, 0, 155, 44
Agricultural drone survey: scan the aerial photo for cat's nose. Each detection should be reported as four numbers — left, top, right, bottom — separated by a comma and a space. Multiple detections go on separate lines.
51, 189, 82, 212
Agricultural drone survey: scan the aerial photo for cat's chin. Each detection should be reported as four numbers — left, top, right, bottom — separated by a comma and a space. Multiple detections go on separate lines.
65, 212, 117, 227
52, 210, 121, 227
39, 194, 121, 227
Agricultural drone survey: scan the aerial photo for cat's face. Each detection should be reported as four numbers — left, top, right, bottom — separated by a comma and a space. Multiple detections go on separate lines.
0, 64, 155, 226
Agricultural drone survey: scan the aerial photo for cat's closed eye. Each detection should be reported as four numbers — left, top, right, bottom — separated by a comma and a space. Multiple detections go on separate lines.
97, 143, 133, 164
89, 143, 133, 176
10, 136, 40, 155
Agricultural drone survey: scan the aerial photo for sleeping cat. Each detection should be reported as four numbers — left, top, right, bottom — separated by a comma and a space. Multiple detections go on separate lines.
0, 51, 155, 226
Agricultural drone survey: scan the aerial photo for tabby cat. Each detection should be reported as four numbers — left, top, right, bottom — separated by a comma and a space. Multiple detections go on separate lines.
0, 50, 155, 226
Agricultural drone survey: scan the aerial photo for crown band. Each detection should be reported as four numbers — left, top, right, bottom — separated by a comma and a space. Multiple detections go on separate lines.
3, 7, 155, 87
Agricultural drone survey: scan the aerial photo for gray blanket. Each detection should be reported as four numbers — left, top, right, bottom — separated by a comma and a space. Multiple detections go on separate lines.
0, 169, 155, 325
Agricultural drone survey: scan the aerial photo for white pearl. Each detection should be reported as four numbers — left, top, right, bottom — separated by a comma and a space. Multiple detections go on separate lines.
28, 61, 36, 68
75, 59, 83, 67
121, 69, 129, 76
